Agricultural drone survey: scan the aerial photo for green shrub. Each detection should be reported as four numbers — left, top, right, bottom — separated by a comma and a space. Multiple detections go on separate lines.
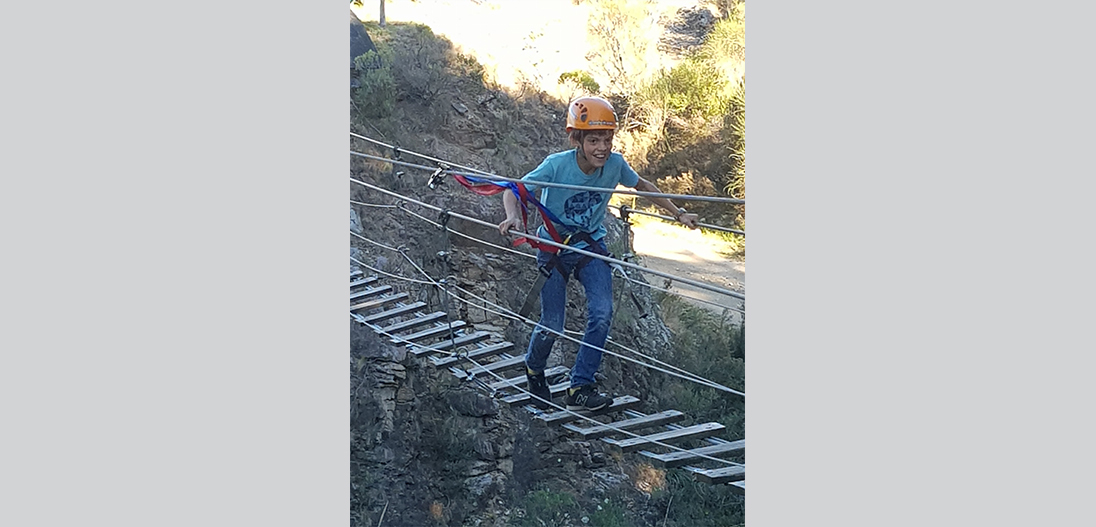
516, 490, 580, 527
653, 291, 745, 435
659, 470, 745, 527
589, 498, 630, 527
388, 23, 452, 102
559, 70, 600, 95
700, 4, 745, 67
352, 49, 397, 118
634, 57, 730, 123
722, 79, 745, 198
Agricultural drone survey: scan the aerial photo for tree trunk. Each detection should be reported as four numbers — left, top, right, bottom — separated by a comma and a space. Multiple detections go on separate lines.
379, 0, 386, 26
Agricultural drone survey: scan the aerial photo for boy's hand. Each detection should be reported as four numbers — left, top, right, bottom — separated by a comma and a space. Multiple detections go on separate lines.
498, 217, 523, 236
677, 212, 700, 229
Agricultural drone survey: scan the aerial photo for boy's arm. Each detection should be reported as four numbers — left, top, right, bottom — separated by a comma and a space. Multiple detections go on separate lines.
498, 190, 524, 236
634, 177, 699, 229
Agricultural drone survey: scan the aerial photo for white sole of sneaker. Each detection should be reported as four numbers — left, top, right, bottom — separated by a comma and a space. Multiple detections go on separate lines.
566, 402, 610, 412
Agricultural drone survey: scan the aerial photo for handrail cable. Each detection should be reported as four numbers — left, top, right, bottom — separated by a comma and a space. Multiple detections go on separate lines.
444, 277, 744, 396
391, 202, 539, 262
610, 204, 745, 237
352, 249, 742, 388
350, 257, 743, 466
351, 131, 746, 207
350, 149, 745, 205
350, 255, 434, 285
613, 266, 744, 314
350, 200, 399, 209
351, 231, 743, 396
351, 177, 746, 301
352, 197, 744, 313
351, 131, 496, 177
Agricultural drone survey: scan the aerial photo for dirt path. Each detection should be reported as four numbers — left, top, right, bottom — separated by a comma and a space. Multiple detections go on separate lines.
627, 219, 745, 321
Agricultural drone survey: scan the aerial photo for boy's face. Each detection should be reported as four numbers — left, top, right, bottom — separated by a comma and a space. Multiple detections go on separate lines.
581, 131, 614, 168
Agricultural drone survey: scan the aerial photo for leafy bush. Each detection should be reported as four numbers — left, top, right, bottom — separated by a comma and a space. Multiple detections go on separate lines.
559, 70, 601, 100
636, 58, 731, 120
516, 490, 580, 527
589, 497, 630, 527
656, 470, 745, 527
352, 49, 397, 118
653, 291, 744, 435
388, 23, 452, 102
722, 79, 745, 198
702, 2, 745, 67
620, 10, 746, 231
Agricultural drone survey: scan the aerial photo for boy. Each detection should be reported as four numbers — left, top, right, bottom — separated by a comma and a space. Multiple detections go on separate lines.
497, 96, 699, 411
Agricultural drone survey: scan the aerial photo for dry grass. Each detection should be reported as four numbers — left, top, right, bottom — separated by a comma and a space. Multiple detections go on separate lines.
634, 463, 668, 494
352, 0, 704, 98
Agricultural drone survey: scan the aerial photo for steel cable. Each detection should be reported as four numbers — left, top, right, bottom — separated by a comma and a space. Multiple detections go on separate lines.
350, 149, 745, 205
351, 177, 746, 301
350, 256, 744, 467
351, 231, 744, 396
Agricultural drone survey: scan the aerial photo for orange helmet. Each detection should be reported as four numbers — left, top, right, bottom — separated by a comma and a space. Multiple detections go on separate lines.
566, 96, 618, 132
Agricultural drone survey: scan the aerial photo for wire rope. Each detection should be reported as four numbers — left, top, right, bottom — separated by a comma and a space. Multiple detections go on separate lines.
350, 149, 745, 205
610, 204, 745, 236
349, 254, 744, 467
351, 232, 743, 397
350, 176, 745, 300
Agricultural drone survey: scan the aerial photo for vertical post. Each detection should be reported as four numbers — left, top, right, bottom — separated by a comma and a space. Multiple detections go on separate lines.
379, 0, 386, 27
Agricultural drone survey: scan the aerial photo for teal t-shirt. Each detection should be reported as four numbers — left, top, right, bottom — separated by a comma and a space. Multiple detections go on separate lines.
520, 149, 640, 249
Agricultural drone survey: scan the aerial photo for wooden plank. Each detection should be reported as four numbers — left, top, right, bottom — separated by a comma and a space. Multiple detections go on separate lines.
361, 302, 426, 324
563, 410, 686, 440
640, 439, 745, 468
409, 331, 492, 357
351, 292, 409, 314
350, 269, 364, 280
728, 480, 745, 494
500, 381, 569, 406
350, 285, 392, 303
487, 365, 569, 391
350, 276, 379, 290
430, 341, 514, 367
388, 320, 467, 344
450, 354, 526, 378
535, 396, 642, 425
684, 465, 745, 485
602, 422, 725, 453
378, 311, 447, 335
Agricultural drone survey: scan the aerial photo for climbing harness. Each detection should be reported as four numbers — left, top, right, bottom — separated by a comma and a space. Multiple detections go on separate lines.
451, 173, 646, 317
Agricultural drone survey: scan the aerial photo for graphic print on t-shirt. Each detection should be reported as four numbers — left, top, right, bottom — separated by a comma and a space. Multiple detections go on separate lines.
562, 190, 604, 229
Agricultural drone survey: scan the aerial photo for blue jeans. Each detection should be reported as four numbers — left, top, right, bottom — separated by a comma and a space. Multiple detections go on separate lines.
524, 242, 613, 388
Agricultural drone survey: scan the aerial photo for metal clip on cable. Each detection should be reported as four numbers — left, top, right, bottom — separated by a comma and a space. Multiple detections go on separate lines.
619, 204, 632, 224
427, 162, 451, 189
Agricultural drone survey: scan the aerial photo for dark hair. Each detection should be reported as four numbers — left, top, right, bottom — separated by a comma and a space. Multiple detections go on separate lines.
569, 128, 614, 145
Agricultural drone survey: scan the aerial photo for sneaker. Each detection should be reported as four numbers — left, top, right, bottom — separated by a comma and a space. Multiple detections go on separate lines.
565, 384, 612, 411
526, 367, 551, 410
